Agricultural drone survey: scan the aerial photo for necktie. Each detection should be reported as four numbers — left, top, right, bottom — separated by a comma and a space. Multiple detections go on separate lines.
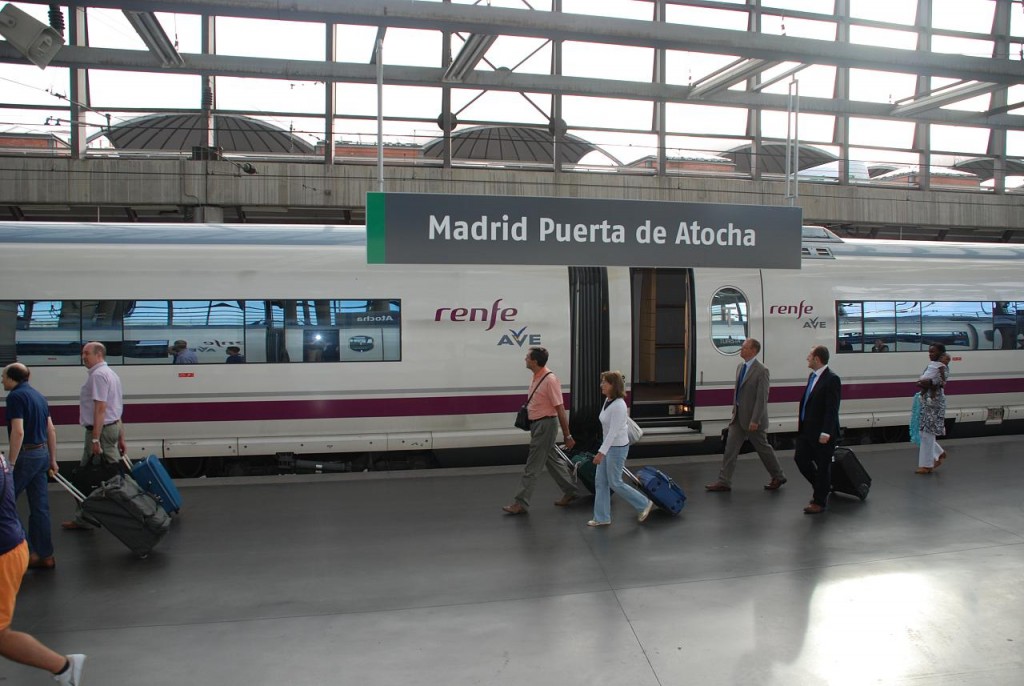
735, 364, 747, 406
800, 372, 815, 421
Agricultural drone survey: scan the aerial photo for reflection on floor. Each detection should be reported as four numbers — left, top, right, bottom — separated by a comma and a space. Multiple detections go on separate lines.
8, 436, 1024, 686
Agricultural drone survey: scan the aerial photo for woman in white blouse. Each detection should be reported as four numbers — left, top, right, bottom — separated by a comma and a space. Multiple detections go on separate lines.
589, 371, 654, 527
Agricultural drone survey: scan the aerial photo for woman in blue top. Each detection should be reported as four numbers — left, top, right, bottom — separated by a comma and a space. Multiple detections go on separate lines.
589, 371, 654, 527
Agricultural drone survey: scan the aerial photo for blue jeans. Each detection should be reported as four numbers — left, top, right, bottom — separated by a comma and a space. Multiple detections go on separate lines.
13, 446, 54, 558
593, 445, 650, 523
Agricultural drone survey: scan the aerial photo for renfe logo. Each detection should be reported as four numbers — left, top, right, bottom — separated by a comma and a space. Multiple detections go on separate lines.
435, 299, 518, 332
769, 300, 813, 317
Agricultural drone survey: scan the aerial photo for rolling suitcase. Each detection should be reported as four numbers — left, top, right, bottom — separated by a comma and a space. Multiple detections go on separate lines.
554, 445, 597, 493
54, 471, 170, 558
627, 466, 686, 515
831, 447, 871, 501
129, 454, 182, 515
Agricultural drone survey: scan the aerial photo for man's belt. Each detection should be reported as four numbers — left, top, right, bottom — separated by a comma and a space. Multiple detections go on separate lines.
22, 443, 45, 450
84, 421, 120, 431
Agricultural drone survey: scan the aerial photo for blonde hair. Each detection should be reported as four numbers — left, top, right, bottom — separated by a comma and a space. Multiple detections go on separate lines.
601, 370, 626, 400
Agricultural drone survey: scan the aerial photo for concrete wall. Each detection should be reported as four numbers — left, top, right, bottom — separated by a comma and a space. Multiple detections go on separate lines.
1, 157, 1021, 233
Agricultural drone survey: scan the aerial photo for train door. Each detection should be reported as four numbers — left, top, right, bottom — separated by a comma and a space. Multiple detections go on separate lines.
568, 267, 610, 447
629, 268, 695, 424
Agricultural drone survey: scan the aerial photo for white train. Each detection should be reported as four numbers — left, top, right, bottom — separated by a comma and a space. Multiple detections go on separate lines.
0, 222, 1021, 473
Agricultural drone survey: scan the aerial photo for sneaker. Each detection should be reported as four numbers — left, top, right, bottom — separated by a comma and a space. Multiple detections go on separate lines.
637, 500, 654, 523
586, 520, 611, 527
53, 654, 85, 685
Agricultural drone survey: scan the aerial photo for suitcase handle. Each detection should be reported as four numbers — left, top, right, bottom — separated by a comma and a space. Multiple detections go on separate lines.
52, 470, 87, 503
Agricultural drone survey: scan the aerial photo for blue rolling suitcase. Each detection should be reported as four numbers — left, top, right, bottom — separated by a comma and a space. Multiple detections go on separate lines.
129, 455, 182, 515
632, 466, 686, 515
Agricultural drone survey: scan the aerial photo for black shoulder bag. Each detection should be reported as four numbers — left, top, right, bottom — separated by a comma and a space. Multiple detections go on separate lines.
515, 372, 553, 431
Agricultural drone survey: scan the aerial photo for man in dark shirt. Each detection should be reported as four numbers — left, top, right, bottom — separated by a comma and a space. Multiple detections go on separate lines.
0, 431, 85, 683
2, 364, 58, 569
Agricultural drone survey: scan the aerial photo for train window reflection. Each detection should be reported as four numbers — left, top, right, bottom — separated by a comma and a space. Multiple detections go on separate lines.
12, 301, 81, 365
80, 300, 125, 364
895, 302, 922, 352
835, 300, 1023, 353
837, 302, 864, 352
710, 287, 747, 354
4, 299, 402, 366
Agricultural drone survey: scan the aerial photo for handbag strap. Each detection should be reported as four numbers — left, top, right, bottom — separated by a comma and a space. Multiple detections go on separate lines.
525, 371, 553, 407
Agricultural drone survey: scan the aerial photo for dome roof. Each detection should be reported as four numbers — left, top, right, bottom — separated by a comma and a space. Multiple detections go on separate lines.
952, 157, 1024, 181
94, 113, 314, 154
422, 125, 612, 165
724, 143, 837, 174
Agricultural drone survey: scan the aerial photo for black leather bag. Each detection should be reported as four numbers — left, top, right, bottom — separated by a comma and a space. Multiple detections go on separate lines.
70, 459, 122, 497
514, 372, 552, 431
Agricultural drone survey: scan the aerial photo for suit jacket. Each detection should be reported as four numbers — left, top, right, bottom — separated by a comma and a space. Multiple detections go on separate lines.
798, 367, 841, 440
733, 359, 770, 428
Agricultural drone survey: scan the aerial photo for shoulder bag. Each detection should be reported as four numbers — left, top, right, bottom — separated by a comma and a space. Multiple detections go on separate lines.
626, 415, 644, 444
515, 372, 553, 431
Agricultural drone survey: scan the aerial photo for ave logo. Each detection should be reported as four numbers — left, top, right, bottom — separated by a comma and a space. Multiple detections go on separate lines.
497, 326, 541, 347
803, 317, 827, 329
769, 300, 828, 330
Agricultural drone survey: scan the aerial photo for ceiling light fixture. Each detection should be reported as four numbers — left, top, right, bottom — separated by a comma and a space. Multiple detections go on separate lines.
443, 33, 497, 83
123, 10, 184, 68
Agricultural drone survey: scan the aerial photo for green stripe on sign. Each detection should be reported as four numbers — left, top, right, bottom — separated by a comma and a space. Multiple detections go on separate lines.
365, 192, 386, 264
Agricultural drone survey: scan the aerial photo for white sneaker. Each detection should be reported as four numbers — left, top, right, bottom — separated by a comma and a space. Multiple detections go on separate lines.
638, 500, 654, 523
587, 519, 611, 527
54, 654, 85, 686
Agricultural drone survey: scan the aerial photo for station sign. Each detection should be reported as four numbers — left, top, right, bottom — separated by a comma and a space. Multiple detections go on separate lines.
366, 192, 802, 269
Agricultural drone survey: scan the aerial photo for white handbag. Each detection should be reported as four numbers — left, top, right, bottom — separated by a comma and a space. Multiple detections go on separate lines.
626, 416, 644, 445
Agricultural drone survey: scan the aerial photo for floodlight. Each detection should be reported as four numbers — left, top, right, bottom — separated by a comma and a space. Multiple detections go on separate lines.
443, 33, 497, 83
0, 3, 63, 69
123, 10, 183, 68
689, 58, 780, 99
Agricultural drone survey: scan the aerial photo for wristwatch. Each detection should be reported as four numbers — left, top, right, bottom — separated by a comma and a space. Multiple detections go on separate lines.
91, 439, 100, 444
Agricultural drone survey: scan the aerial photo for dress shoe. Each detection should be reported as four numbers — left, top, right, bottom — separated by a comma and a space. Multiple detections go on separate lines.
915, 467, 933, 475
803, 503, 826, 515
587, 519, 611, 527
704, 482, 731, 492
28, 555, 55, 570
553, 493, 578, 507
764, 477, 788, 491
502, 502, 527, 515
637, 500, 654, 523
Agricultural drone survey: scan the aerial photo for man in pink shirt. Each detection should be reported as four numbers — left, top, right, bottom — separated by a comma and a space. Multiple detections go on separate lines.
503, 347, 581, 515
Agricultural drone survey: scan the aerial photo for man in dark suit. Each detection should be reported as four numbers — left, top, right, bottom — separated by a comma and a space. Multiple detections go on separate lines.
794, 345, 841, 514
706, 338, 787, 492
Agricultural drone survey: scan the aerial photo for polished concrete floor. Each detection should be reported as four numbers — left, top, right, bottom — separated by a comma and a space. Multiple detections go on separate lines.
6, 435, 1024, 686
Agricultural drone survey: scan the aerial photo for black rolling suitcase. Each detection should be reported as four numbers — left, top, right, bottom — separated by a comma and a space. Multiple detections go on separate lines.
831, 447, 871, 501
54, 471, 170, 558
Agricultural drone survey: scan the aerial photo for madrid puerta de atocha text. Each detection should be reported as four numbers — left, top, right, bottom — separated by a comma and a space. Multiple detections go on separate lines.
428, 214, 758, 247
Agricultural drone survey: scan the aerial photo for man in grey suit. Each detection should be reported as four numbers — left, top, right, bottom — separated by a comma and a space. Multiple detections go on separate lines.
705, 338, 787, 492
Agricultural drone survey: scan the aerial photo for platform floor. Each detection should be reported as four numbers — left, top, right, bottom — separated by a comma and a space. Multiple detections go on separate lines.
5, 435, 1024, 686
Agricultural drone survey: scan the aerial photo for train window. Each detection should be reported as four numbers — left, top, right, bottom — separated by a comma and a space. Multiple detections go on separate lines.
836, 300, 1024, 353
123, 300, 245, 364
836, 302, 865, 352
1, 298, 403, 365
862, 302, 896, 353
895, 302, 922, 352
922, 302, 983, 351
710, 287, 748, 354
9, 301, 82, 366
247, 299, 401, 363
80, 301, 125, 364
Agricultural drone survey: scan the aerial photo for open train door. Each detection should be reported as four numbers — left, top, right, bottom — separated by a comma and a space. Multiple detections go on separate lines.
567, 267, 610, 449
629, 268, 696, 426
